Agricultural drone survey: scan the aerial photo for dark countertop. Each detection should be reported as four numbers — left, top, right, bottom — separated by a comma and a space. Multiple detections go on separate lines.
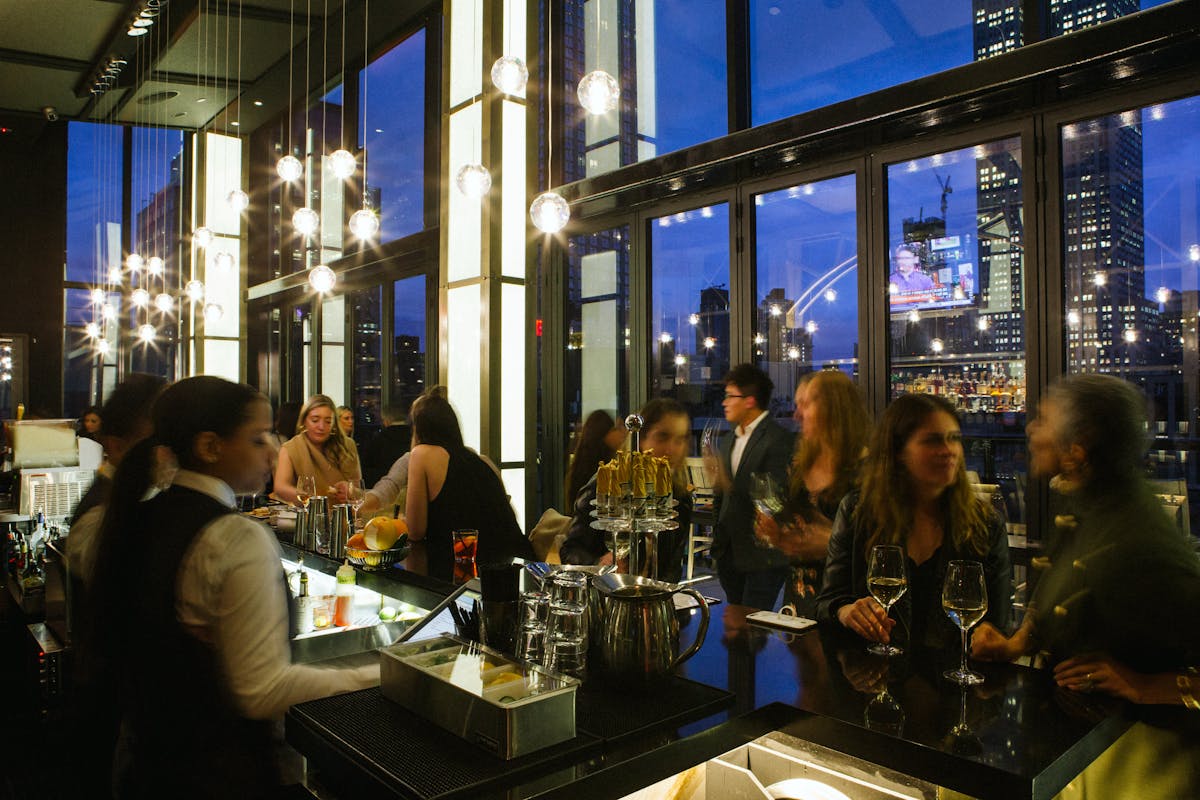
287, 589, 1134, 800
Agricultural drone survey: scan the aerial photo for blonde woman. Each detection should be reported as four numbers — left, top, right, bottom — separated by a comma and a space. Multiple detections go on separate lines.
273, 394, 362, 505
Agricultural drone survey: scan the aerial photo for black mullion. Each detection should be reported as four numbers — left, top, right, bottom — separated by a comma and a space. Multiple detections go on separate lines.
725, 0, 750, 134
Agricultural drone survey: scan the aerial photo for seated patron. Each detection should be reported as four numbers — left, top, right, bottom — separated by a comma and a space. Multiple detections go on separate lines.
561, 398, 692, 583
817, 393, 1011, 650
404, 389, 533, 581
273, 394, 362, 506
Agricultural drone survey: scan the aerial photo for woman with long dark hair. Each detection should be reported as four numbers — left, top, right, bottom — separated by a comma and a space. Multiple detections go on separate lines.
564, 409, 624, 505
88, 376, 377, 798
405, 388, 534, 581
816, 393, 1011, 650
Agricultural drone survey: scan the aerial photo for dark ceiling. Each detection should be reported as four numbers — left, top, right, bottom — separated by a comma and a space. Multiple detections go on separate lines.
0, 0, 421, 135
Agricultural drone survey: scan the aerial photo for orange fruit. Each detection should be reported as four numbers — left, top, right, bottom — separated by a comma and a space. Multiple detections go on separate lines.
364, 516, 399, 550
347, 532, 367, 550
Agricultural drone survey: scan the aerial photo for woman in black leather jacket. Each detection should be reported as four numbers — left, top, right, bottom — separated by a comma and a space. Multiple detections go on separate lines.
816, 393, 1011, 651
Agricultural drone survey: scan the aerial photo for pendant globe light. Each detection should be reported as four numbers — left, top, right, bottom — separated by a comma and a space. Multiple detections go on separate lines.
213, 251, 236, 273
455, 0, 491, 200
126, 252, 145, 271
185, 279, 206, 303
576, 3, 618, 115
154, 292, 175, 313
227, 188, 250, 212
193, 226, 214, 249
108, 266, 123, 284
147, 256, 164, 276
349, 207, 380, 240
277, 154, 303, 182
137, 323, 157, 343
293, 207, 319, 237
276, 0, 302, 182
530, 0, 570, 233
350, 0, 378, 239
328, 148, 356, 179
131, 288, 151, 307
492, 56, 528, 96
204, 303, 225, 323
308, 264, 336, 293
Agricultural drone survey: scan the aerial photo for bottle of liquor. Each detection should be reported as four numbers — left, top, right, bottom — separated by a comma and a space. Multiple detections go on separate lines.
294, 570, 314, 635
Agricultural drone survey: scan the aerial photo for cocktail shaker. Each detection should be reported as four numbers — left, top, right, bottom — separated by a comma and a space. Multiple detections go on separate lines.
329, 503, 354, 560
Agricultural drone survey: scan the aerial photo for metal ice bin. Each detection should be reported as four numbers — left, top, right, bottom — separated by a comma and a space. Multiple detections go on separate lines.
379, 634, 579, 759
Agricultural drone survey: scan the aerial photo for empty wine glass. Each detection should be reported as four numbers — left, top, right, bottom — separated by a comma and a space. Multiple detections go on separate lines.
749, 473, 784, 549
942, 560, 988, 685
866, 545, 907, 656
295, 475, 316, 510
346, 478, 366, 523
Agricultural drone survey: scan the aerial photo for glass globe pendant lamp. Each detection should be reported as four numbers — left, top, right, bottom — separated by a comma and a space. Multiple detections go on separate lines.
491, 56, 528, 96
147, 256, 164, 276
126, 253, 144, 272
131, 288, 150, 307
530, 191, 570, 233
185, 280, 206, 303
90, 288, 107, 305
107, 267, 122, 284
102, 302, 117, 321
193, 226, 214, 249
204, 303, 225, 323
84, 322, 100, 338
277, 154, 303, 182
455, 163, 492, 199
293, 207, 320, 237
577, 70, 620, 115
227, 189, 250, 212
349, 208, 379, 240
154, 293, 174, 313
328, 149, 356, 180
308, 264, 336, 293
137, 324, 156, 343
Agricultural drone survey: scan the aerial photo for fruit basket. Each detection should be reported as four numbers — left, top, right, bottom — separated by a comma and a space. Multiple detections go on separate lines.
345, 543, 410, 570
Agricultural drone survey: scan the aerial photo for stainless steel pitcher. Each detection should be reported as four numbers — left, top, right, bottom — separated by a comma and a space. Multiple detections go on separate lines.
329, 503, 354, 560
591, 573, 710, 680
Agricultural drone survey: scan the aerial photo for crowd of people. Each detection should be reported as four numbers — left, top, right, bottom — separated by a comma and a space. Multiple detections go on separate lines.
56, 362, 1200, 796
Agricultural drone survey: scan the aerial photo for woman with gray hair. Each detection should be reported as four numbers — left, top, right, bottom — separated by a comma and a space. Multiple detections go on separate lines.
973, 375, 1200, 792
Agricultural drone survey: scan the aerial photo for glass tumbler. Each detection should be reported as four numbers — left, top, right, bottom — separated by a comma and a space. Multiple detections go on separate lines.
548, 570, 589, 607
546, 634, 587, 679
520, 590, 551, 627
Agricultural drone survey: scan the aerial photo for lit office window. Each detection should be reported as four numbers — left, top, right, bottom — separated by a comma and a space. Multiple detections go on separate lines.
886, 136, 1027, 525
360, 29, 426, 243
753, 174, 859, 419
1048, 0, 1172, 38
650, 205, 731, 436
350, 286, 384, 442
751, 1, 1020, 128
564, 226, 630, 454
561, 0, 727, 182
1061, 93, 1200, 534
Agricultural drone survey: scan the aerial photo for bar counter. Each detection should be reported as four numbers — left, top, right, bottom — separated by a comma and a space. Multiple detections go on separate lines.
284, 565, 1136, 800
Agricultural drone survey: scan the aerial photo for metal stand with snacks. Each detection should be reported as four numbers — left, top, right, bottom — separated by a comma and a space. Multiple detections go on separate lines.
588, 413, 680, 581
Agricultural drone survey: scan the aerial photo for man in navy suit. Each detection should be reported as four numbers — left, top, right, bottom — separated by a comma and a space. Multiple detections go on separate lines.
712, 364, 794, 609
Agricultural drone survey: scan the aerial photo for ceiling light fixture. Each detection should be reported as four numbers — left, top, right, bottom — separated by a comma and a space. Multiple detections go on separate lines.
530, 0, 569, 233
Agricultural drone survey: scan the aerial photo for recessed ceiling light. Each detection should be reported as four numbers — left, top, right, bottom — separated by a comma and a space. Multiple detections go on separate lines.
132, 18, 153, 27
231, 121, 239, 127
253, 100, 263, 107
196, 97, 207, 103
127, 26, 149, 36
173, 112, 187, 118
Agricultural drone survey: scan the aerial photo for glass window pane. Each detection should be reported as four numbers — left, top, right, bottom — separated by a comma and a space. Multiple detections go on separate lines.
67, 122, 123, 284
392, 275, 427, 418
288, 303, 314, 400
360, 29, 426, 243
131, 126, 184, 289
562, 0, 727, 182
1061, 93, 1200, 534
750, 1, 1020, 128
321, 295, 346, 406
887, 136, 1027, 526
351, 286, 384, 442
63, 288, 98, 417
753, 175, 860, 418
651, 205, 731, 437
565, 226, 630, 457
1049, 0, 1172, 37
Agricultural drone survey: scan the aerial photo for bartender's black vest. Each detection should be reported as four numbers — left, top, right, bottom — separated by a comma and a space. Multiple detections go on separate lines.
122, 485, 284, 799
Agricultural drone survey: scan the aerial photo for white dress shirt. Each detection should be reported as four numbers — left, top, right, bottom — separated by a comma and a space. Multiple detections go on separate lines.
730, 409, 768, 476
172, 469, 379, 721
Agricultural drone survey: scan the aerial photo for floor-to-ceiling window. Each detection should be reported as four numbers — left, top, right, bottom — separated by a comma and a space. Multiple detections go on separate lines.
1059, 92, 1200, 534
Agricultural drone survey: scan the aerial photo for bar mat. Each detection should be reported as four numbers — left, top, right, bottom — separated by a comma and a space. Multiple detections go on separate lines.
287, 688, 602, 800
576, 674, 735, 744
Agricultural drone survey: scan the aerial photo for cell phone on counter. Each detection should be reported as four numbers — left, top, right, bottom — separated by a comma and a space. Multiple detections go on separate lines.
745, 609, 818, 633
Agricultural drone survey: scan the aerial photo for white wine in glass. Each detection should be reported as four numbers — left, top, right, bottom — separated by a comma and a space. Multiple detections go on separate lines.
942, 560, 988, 685
296, 475, 317, 510
867, 545, 907, 656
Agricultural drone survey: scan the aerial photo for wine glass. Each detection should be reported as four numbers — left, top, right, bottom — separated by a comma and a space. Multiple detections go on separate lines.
942, 560, 988, 685
295, 475, 316, 510
750, 473, 784, 547
346, 478, 366, 523
866, 545, 907, 656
